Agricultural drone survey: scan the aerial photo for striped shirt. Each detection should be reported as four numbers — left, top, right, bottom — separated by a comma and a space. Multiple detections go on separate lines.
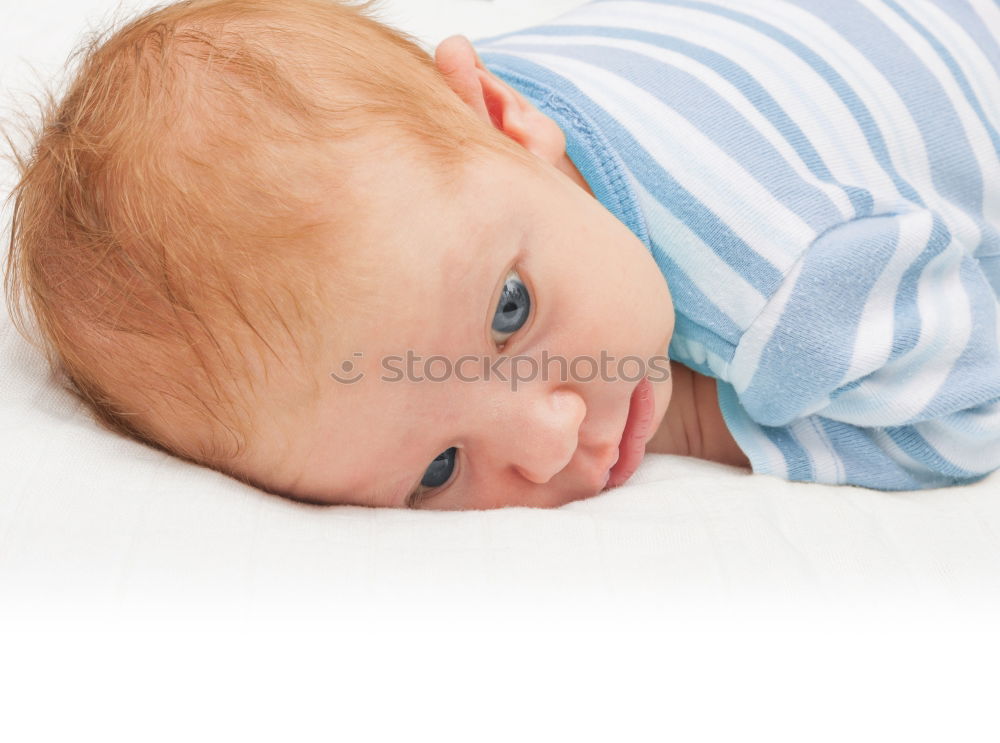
473, 0, 1000, 490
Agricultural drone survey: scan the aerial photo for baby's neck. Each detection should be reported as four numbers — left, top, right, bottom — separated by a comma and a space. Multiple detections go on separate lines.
646, 362, 750, 470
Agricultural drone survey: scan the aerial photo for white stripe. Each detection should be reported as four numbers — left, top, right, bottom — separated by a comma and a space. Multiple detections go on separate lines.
868, 428, 955, 487
915, 401, 1000, 474
830, 212, 934, 416
508, 49, 815, 268
967, 0, 1000, 51
879, 230, 974, 417
788, 417, 845, 484
761, 436, 789, 479
632, 179, 767, 330
668, 334, 733, 382
727, 255, 805, 400
739, 413, 790, 479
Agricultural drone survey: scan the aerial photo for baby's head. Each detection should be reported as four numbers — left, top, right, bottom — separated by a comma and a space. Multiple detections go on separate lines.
4, 0, 676, 509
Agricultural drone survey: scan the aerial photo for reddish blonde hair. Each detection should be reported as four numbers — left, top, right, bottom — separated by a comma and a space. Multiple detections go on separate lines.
2, 0, 521, 478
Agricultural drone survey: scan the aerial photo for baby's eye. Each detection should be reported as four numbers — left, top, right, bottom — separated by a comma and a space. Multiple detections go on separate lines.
491, 269, 531, 346
410, 446, 459, 506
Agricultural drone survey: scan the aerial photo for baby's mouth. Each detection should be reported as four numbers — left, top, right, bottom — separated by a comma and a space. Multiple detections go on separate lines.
605, 376, 657, 489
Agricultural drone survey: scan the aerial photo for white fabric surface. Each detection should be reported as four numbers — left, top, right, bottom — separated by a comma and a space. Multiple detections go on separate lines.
2, 0, 999, 617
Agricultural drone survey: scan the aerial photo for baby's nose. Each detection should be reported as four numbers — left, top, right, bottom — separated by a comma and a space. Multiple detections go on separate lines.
501, 388, 587, 485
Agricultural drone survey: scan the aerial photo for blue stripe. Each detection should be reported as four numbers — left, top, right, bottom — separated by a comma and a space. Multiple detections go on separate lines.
980, 255, 1000, 297
979, 225, 1000, 258
761, 425, 813, 481
888, 214, 952, 366
918, 255, 1000, 419
820, 420, 955, 489
796, 0, 984, 214
886, 0, 1000, 168
490, 31, 850, 230
885, 425, 987, 479
650, 0, 925, 207
495, 41, 845, 233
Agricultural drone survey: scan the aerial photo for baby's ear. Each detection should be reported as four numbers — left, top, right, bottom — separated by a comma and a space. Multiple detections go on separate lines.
434, 34, 567, 166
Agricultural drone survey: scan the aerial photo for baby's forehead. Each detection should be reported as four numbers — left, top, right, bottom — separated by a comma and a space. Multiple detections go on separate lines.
302, 140, 555, 333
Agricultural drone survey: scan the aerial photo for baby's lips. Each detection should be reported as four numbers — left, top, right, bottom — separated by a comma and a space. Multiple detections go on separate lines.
606, 377, 656, 489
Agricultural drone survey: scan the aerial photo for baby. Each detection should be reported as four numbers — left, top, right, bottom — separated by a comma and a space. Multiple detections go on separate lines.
4, 0, 1000, 510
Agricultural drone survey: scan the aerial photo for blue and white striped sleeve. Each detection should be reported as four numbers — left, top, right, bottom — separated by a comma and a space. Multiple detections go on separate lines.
716, 209, 1000, 490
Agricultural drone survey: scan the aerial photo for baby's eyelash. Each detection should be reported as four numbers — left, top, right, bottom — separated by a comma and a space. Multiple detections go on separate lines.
407, 449, 461, 508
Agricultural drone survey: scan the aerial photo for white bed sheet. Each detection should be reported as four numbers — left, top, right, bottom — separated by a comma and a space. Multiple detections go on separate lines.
2, 0, 999, 616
